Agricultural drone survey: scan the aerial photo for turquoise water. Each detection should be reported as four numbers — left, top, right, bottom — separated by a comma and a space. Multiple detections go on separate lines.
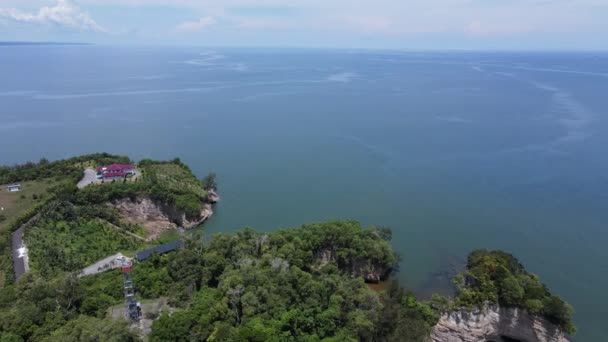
1, 46, 607, 340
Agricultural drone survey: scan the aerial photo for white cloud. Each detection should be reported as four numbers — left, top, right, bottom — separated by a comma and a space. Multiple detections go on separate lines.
466, 20, 533, 36
176, 16, 216, 32
339, 15, 392, 33
2, 0, 607, 47
0, 0, 105, 32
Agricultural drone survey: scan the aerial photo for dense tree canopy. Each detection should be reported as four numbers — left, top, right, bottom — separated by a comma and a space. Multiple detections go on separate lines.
0, 273, 135, 341
147, 221, 435, 342
0, 221, 438, 341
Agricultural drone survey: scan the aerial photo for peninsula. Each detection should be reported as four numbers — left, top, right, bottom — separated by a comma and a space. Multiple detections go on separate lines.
0, 154, 574, 342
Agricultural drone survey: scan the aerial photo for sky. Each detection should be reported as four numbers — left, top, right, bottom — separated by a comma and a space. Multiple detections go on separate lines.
0, 0, 607, 50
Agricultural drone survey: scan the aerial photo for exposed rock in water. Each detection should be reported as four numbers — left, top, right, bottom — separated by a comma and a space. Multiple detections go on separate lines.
112, 196, 213, 240
314, 247, 391, 283
431, 304, 570, 342
208, 189, 220, 203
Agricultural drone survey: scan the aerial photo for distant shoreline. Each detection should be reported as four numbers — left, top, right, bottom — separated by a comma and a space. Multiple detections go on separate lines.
0, 41, 90, 46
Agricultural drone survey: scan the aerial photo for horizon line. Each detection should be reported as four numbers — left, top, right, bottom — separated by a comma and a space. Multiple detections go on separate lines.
1, 41, 607, 53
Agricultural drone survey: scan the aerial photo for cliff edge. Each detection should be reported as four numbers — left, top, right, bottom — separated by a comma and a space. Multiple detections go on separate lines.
431, 304, 570, 342
113, 196, 213, 240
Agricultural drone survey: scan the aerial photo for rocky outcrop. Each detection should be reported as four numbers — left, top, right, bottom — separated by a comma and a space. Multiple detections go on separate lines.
431, 304, 570, 342
112, 197, 213, 240
314, 247, 391, 283
208, 189, 220, 203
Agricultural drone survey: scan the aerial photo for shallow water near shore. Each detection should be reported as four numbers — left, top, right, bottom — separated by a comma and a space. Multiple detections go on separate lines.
1, 46, 608, 340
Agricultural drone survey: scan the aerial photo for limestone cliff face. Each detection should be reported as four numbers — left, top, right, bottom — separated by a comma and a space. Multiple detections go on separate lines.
112, 197, 213, 240
314, 247, 391, 283
431, 304, 570, 342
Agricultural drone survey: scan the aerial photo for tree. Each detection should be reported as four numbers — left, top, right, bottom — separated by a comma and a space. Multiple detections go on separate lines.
543, 296, 575, 334
377, 226, 392, 241
0, 332, 24, 342
44, 316, 140, 342
500, 276, 524, 305
150, 311, 196, 342
202, 172, 217, 190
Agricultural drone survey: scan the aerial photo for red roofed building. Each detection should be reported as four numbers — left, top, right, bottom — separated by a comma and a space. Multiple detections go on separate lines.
96, 164, 135, 180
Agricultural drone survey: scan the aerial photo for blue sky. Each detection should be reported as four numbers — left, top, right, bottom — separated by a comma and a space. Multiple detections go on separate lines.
0, 0, 607, 49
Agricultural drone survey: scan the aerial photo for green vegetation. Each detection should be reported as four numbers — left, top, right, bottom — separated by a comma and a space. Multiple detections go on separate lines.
26, 214, 140, 277
0, 273, 137, 341
0, 154, 134, 287
147, 221, 436, 341
19, 187, 147, 276
453, 249, 576, 334
140, 159, 210, 218
0, 179, 56, 231
0, 220, 438, 342
201, 172, 217, 190
0, 154, 576, 341
76, 158, 211, 220
1, 154, 214, 287
21, 159, 213, 275
0, 154, 131, 185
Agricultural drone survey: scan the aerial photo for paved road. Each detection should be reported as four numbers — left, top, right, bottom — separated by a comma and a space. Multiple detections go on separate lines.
77, 168, 98, 189
11, 226, 28, 280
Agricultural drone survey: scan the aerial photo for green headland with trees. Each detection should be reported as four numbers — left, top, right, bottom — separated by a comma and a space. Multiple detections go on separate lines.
0, 154, 575, 341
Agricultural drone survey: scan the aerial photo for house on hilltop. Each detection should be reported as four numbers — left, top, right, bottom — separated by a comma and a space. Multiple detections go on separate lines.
97, 164, 135, 181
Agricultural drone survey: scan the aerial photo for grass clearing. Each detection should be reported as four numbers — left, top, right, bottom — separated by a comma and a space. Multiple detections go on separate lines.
0, 179, 56, 231
145, 163, 207, 198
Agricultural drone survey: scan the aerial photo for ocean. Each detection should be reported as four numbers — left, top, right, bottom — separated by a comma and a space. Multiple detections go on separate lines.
1, 45, 607, 340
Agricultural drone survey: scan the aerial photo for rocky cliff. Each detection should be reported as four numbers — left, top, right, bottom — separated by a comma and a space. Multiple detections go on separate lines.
431, 304, 570, 342
112, 196, 213, 240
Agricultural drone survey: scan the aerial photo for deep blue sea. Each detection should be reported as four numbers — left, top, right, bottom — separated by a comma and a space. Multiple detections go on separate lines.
1, 46, 607, 340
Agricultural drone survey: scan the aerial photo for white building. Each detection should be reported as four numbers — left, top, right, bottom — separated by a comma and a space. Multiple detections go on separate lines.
6, 184, 21, 192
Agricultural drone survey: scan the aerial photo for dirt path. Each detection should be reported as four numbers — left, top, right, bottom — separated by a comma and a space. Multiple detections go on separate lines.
97, 219, 148, 242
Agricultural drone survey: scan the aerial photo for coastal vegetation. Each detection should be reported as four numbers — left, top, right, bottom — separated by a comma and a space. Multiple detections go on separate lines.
453, 249, 576, 334
0, 154, 131, 185
0, 155, 576, 341
0, 153, 133, 286
0, 153, 212, 286
77, 158, 211, 220
0, 220, 439, 342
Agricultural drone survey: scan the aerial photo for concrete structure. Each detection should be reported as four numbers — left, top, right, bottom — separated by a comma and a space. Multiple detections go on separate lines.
136, 240, 184, 261
80, 253, 129, 277
11, 226, 29, 279
6, 184, 21, 192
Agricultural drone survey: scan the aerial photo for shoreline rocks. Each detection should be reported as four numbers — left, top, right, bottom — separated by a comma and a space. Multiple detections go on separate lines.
431, 304, 570, 342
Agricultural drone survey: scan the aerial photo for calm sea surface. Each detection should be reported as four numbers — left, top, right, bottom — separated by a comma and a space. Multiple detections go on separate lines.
1, 46, 607, 340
